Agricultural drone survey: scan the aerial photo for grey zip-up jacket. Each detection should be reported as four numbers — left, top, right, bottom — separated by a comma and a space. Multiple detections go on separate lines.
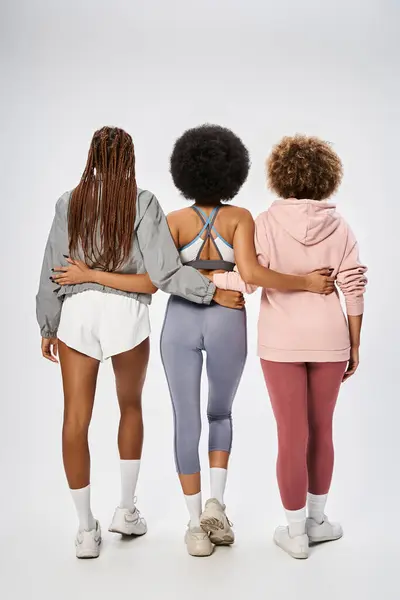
36, 188, 216, 338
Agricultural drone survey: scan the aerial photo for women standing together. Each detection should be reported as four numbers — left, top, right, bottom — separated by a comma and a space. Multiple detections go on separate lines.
36, 125, 366, 560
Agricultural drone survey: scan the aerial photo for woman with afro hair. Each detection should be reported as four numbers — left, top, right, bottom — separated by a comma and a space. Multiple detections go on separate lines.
212, 135, 367, 559
160, 125, 335, 557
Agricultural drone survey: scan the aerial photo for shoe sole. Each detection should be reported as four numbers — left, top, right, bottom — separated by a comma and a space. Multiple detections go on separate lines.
308, 532, 343, 544
210, 533, 235, 546
108, 526, 147, 537
274, 538, 308, 560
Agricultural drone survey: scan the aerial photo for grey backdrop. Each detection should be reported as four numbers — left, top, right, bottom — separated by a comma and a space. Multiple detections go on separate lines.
1, 1, 398, 599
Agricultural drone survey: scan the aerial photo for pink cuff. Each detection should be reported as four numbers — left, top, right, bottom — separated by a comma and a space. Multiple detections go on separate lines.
346, 297, 364, 316
213, 272, 229, 290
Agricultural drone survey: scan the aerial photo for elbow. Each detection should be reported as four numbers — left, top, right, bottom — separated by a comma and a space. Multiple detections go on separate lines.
149, 285, 158, 295
238, 265, 256, 285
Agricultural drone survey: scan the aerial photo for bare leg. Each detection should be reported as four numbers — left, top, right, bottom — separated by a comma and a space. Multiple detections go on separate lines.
111, 338, 150, 460
107, 339, 150, 536
59, 340, 99, 489
179, 473, 201, 496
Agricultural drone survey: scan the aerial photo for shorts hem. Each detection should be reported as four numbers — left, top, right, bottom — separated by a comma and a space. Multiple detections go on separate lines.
57, 334, 102, 361
102, 327, 150, 361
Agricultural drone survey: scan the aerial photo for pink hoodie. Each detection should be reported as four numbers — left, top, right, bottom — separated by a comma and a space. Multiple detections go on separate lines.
214, 199, 367, 363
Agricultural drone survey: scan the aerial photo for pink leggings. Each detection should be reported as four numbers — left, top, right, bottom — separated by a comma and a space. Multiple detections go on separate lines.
261, 360, 347, 511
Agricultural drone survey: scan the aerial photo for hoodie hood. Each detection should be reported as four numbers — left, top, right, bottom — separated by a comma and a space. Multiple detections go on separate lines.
268, 199, 341, 246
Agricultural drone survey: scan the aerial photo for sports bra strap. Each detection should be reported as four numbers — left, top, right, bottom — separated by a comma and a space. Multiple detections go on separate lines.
191, 206, 223, 260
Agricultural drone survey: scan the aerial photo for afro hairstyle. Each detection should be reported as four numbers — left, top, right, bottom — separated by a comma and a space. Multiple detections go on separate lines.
170, 124, 250, 204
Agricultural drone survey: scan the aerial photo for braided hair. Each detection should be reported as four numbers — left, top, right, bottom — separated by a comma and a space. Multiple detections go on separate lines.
68, 126, 137, 271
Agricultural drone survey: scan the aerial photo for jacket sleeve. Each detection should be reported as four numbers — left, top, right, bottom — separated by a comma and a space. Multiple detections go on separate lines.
213, 213, 270, 293
136, 194, 215, 304
336, 225, 367, 316
36, 194, 70, 337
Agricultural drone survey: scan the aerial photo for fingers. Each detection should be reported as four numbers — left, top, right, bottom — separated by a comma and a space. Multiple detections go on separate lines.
51, 275, 70, 286
52, 266, 69, 273
41, 340, 58, 363
318, 268, 334, 276
343, 364, 358, 382
323, 277, 336, 295
324, 285, 335, 295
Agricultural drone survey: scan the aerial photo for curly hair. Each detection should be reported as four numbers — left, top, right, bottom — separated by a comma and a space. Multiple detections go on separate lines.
267, 135, 343, 201
170, 124, 250, 204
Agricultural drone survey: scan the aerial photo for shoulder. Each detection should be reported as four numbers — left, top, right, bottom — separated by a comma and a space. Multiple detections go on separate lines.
137, 188, 156, 208
254, 210, 269, 227
167, 207, 193, 223
234, 206, 254, 220
56, 190, 72, 208
136, 188, 161, 221
223, 205, 254, 226
55, 190, 72, 217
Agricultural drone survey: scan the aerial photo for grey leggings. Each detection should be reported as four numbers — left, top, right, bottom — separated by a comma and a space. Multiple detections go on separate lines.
160, 296, 247, 474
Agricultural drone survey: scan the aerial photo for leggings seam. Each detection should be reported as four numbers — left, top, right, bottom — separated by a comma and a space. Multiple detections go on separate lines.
160, 297, 181, 474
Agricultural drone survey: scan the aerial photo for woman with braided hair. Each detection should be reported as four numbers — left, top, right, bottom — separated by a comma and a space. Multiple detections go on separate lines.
36, 126, 244, 558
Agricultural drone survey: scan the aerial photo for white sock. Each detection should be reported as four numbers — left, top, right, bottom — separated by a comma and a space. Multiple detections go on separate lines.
120, 459, 141, 511
70, 485, 96, 531
285, 507, 307, 537
210, 467, 228, 505
184, 492, 202, 528
307, 493, 328, 524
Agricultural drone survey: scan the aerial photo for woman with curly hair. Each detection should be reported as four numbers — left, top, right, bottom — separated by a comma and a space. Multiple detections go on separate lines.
36, 126, 246, 559
160, 126, 335, 557
212, 135, 367, 559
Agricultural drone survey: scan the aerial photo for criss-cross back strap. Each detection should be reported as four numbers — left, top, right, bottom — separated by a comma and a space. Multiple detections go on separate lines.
191, 206, 223, 260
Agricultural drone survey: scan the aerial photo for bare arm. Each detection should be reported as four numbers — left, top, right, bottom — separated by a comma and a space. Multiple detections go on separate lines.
233, 210, 334, 294
90, 270, 157, 294
343, 314, 363, 382
52, 259, 158, 294
348, 314, 363, 349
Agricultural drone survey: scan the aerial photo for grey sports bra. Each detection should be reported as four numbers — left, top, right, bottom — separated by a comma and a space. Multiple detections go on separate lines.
179, 206, 236, 272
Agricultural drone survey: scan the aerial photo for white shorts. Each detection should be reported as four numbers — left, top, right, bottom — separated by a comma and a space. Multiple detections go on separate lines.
58, 290, 150, 361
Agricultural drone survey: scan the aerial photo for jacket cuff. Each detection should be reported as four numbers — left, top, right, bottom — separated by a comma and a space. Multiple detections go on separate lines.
41, 328, 58, 339
202, 281, 216, 305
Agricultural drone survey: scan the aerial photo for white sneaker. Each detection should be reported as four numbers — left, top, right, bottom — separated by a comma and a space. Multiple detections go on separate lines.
306, 516, 343, 543
274, 526, 309, 559
75, 520, 102, 559
200, 498, 235, 545
185, 525, 214, 557
109, 506, 147, 536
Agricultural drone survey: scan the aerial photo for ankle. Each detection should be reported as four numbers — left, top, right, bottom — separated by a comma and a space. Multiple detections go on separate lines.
307, 492, 328, 524
285, 507, 307, 537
